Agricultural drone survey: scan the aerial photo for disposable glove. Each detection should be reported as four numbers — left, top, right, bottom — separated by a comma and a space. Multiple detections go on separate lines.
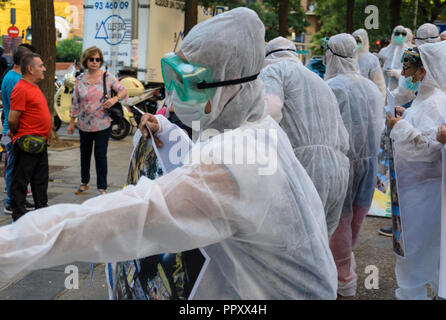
384, 69, 401, 78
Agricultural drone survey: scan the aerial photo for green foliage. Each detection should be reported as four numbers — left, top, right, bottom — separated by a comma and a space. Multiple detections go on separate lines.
408, 0, 446, 24
198, 0, 310, 41
313, 0, 446, 55
56, 37, 82, 62
312, 0, 392, 54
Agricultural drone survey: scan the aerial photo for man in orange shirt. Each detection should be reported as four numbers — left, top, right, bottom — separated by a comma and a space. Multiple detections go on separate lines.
8, 53, 51, 221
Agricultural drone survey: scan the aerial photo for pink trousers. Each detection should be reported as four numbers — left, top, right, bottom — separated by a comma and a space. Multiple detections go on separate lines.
329, 205, 369, 282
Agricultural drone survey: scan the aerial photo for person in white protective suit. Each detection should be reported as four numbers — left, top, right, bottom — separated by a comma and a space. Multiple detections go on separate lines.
392, 23, 441, 107
381, 25, 411, 91
324, 33, 385, 297
414, 23, 440, 47
352, 29, 386, 100
0, 8, 338, 300
405, 28, 414, 48
386, 43, 446, 300
259, 36, 350, 238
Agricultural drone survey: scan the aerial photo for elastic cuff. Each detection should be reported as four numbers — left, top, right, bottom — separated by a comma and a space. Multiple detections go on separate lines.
389, 119, 410, 141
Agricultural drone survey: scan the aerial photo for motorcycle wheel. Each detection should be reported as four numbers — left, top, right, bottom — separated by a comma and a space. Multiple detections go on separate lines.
53, 115, 61, 132
110, 118, 130, 140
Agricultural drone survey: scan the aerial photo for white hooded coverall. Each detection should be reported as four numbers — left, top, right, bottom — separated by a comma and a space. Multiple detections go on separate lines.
390, 40, 446, 300
260, 36, 350, 238
325, 33, 385, 296
381, 25, 411, 91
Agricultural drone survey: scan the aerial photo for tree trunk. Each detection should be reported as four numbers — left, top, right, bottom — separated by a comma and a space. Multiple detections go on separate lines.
184, 0, 198, 36
30, 0, 63, 147
390, 0, 402, 28
279, 0, 290, 37
346, 0, 354, 34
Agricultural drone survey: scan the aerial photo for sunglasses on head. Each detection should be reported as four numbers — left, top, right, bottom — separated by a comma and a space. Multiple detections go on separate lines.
401, 48, 421, 64
394, 31, 407, 36
89, 57, 101, 63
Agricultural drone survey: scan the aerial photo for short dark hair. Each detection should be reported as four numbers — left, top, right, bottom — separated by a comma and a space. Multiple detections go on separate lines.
81, 46, 104, 69
21, 53, 41, 75
18, 43, 37, 53
13, 46, 32, 66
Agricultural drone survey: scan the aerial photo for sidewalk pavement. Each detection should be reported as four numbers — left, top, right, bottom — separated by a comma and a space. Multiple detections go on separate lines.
0, 126, 134, 300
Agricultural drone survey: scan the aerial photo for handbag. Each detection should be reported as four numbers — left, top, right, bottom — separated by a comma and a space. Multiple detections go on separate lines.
16, 135, 47, 154
102, 72, 123, 122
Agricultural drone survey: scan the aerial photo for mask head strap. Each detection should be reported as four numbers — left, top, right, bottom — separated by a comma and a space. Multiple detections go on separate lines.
197, 73, 260, 89
327, 45, 352, 59
265, 48, 296, 58
414, 36, 440, 40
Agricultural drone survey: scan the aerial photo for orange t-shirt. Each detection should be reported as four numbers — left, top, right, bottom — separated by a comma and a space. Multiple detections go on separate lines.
10, 79, 52, 144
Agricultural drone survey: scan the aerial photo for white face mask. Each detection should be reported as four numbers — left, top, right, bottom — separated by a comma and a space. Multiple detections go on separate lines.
172, 91, 208, 128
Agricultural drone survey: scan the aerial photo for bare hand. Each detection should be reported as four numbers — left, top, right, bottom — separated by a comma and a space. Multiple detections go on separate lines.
139, 113, 163, 148
437, 124, 446, 144
102, 96, 119, 109
395, 106, 405, 117
386, 113, 403, 130
67, 123, 75, 135
6, 130, 12, 138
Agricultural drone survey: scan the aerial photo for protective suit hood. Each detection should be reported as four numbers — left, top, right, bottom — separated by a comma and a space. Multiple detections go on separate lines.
264, 36, 301, 66
381, 25, 410, 90
415, 23, 440, 47
405, 28, 414, 48
352, 29, 386, 100
418, 40, 446, 91
179, 7, 266, 135
324, 33, 360, 81
352, 28, 370, 57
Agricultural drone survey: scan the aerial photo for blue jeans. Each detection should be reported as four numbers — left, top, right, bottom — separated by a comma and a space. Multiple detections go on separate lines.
5, 142, 14, 208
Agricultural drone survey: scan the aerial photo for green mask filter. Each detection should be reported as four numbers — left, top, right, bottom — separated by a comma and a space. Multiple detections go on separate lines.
161, 52, 216, 103
357, 43, 362, 51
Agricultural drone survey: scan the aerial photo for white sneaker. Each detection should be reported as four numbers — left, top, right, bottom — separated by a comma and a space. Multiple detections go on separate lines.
338, 274, 358, 297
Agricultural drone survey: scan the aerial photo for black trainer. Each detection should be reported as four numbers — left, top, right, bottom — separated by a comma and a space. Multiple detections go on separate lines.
25, 201, 35, 211
379, 226, 392, 237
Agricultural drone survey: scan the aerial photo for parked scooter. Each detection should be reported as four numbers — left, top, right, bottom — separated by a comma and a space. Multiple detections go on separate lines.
53, 64, 77, 132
